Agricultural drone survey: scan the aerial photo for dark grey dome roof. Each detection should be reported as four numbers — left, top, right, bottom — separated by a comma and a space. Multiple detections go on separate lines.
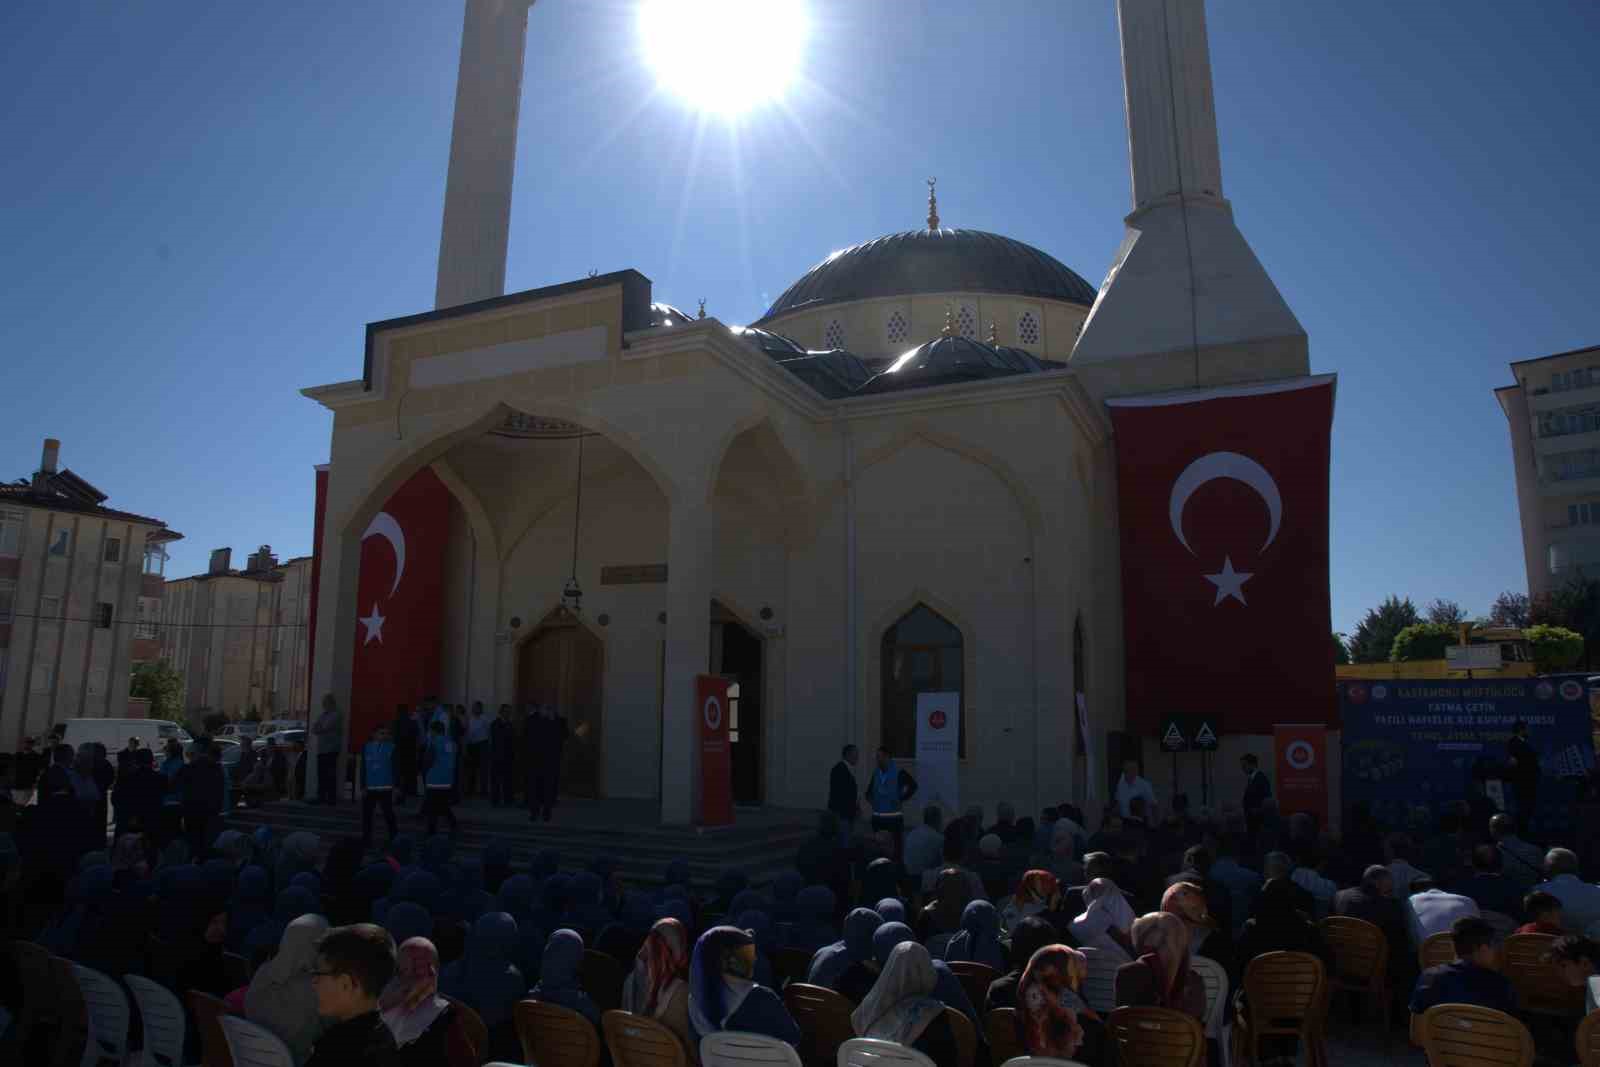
757, 228, 1096, 321
855, 335, 1059, 396
730, 326, 873, 399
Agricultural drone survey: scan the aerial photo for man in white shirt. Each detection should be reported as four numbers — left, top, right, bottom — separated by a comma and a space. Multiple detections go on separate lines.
1407, 885, 1480, 948
1114, 760, 1158, 822
464, 701, 492, 797
1532, 848, 1600, 934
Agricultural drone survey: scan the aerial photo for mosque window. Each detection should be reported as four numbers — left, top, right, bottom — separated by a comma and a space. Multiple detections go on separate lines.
886, 310, 908, 346
1018, 310, 1041, 347
956, 304, 977, 340
880, 603, 964, 759
823, 319, 845, 350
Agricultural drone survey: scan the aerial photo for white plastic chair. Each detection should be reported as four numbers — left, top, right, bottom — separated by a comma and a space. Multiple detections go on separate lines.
1077, 947, 1121, 1015
837, 1037, 936, 1067
998, 1057, 1091, 1067
701, 1031, 805, 1067
1188, 955, 1231, 1067
125, 975, 187, 1067
72, 963, 131, 1067
219, 1015, 295, 1067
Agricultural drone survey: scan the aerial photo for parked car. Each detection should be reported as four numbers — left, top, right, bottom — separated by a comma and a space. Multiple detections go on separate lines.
57, 718, 192, 753
217, 723, 261, 741
187, 736, 243, 766
252, 728, 307, 753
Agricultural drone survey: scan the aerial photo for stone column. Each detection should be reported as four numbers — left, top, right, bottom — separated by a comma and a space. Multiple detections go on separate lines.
435, 0, 536, 310
660, 497, 713, 824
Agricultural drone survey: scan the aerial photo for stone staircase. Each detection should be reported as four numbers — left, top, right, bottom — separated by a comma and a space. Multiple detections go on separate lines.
224, 795, 815, 892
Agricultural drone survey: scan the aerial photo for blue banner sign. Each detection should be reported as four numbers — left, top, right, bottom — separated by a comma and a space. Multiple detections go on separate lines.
1339, 675, 1596, 835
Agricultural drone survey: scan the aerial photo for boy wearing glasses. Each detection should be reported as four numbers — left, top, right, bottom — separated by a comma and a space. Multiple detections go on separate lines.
307, 924, 398, 1067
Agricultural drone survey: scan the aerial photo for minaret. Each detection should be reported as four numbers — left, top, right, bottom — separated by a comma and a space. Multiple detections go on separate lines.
1072, 0, 1305, 382
434, 0, 537, 310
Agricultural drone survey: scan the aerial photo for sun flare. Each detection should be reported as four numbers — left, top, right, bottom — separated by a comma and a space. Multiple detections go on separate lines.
639, 0, 809, 117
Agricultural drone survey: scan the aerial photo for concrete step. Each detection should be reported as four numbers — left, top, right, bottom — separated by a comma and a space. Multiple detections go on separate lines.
225, 798, 814, 891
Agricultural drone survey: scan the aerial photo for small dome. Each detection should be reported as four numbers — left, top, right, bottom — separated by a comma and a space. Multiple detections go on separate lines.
856, 335, 1057, 396
647, 302, 695, 328
758, 228, 1097, 322
731, 326, 871, 399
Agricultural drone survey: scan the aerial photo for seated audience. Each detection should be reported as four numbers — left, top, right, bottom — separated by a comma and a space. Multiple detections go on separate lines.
1407, 882, 1480, 948
381, 937, 479, 1067
1018, 944, 1100, 1063
921, 867, 976, 939
305, 924, 398, 1067
984, 915, 1057, 1012
852, 941, 960, 1063
1451, 844, 1523, 920
1490, 813, 1546, 891
440, 911, 527, 1059
1237, 877, 1332, 971
1385, 834, 1433, 895
531, 928, 600, 1024
1000, 869, 1060, 936
904, 806, 945, 883
945, 899, 1007, 971
247, 912, 331, 1064
1162, 881, 1235, 982
1533, 848, 1600, 934
1408, 916, 1515, 1016
622, 917, 696, 1063
1518, 890, 1566, 936
1207, 834, 1262, 937
1113, 912, 1205, 1021
688, 925, 800, 1047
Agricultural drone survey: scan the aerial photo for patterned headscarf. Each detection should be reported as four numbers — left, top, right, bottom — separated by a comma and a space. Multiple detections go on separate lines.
851, 941, 945, 1045
380, 938, 449, 1047
1069, 878, 1136, 957
1013, 870, 1061, 913
1130, 912, 1191, 1009
1017, 945, 1092, 1059
628, 917, 691, 1018
688, 926, 758, 1036
1160, 881, 1210, 945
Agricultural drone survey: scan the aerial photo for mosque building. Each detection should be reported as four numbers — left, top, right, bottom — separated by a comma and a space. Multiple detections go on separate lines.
303, 0, 1334, 825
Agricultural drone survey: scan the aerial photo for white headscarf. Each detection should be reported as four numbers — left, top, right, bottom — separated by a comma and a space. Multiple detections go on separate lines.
852, 941, 946, 1046
245, 913, 329, 1063
1069, 878, 1135, 957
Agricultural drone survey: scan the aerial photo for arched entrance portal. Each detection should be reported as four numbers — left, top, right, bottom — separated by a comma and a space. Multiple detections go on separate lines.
517, 607, 603, 797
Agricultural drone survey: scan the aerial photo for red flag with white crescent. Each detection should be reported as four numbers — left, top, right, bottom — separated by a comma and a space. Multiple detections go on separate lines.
1108, 375, 1337, 735
349, 467, 450, 752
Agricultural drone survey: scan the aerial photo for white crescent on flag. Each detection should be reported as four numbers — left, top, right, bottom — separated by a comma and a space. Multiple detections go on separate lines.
361, 511, 407, 597
1168, 451, 1283, 555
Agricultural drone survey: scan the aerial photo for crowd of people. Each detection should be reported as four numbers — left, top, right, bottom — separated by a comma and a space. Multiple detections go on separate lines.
4, 738, 1600, 1067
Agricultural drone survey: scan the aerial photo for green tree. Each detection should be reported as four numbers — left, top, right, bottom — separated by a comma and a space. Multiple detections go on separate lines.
1349, 595, 1421, 663
129, 659, 183, 720
1425, 599, 1468, 627
1531, 576, 1600, 669
1490, 591, 1531, 628
1390, 622, 1457, 662
1333, 633, 1350, 665
1525, 624, 1584, 673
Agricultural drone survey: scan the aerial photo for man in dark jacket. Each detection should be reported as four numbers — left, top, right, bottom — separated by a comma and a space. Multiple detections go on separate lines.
176, 741, 225, 857
306, 924, 398, 1067
113, 748, 167, 839
525, 703, 567, 823
392, 704, 419, 806
1409, 916, 1516, 1017
1241, 753, 1272, 842
1451, 844, 1524, 919
10, 735, 44, 804
828, 744, 860, 840
1507, 720, 1540, 833
489, 704, 517, 807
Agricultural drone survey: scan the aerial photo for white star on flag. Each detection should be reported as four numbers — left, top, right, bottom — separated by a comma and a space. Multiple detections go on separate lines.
1204, 556, 1253, 606
359, 603, 386, 644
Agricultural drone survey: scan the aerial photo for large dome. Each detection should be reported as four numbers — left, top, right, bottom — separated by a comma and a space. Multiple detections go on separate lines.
757, 228, 1097, 322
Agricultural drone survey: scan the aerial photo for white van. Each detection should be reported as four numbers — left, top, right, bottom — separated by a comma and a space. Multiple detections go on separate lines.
57, 717, 192, 753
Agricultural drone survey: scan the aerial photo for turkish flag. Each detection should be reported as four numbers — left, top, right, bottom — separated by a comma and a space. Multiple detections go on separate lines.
348, 467, 450, 752
1108, 376, 1336, 735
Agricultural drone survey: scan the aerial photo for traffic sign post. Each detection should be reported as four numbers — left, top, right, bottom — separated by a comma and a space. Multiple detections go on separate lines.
1157, 714, 1222, 808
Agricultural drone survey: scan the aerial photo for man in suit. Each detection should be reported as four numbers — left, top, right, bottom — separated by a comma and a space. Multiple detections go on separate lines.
1241, 753, 1272, 842
1506, 720, 1540, 834
828, 744, 861, 841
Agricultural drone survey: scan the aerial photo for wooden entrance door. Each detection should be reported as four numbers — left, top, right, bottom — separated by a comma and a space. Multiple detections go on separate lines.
517, 610, 603, 797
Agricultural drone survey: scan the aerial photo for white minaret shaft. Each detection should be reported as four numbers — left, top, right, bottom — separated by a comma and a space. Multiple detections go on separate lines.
1071, 0, 1305, 379
435, 0, 536, 310
1119, 0, 1222, 208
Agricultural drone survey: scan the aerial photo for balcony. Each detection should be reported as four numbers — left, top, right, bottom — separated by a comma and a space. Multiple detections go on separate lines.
1532, 383, 1600, 413
1540, 476, 1600, 499
1536, 429, 1600, 458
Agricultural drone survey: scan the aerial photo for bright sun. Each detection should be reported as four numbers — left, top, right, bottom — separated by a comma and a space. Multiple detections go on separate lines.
639, 0, 809, 117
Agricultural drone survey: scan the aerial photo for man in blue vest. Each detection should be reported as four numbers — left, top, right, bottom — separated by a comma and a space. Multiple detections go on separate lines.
360, 723, 397, 851
865, 745, 918, 858
420, 720, 458, 835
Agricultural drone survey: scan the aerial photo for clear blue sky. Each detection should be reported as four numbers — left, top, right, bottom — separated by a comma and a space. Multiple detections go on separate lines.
3, 1, 1596, 636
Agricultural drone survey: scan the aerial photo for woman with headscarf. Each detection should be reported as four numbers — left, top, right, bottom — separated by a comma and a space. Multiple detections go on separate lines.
1235, 877, 1330, 970
1069, 878, 1137, 959
110, 833, 149, 891
496, 874, 546, 981
983, 916, 1057, 1011
851, 941, 959, 1064
387, 902, 435, 947
1162, 880, 1236, 984
862, 857, 901, 907
532, 928, 599, 1024
1113, 912, 1204, 1021
243, 885, 322, 963
440, 911, 528, 1059
863, 922, 981, 1031
711, 869, 749, 916
808, 907, 882, 991
275, 831, 321, 892
623, 918, 696, 1061
876, 898, 907, 926
920, 868, 974, 941
735, 910, 779, 987
212, 829, 253, 870
770, 870, 803, 926
1017, 944, 1098, 1062
598, 891, 658, 964
246, 912, 330, 1063
566, 870, 613, 934
387, 834, 417, 874
383, 938, 478, 1067
945, 899, 1007, 972
228, 865, 274, 953
1000, 870, 1061, 937
531, 848, 560, 882
479, 843, 512, 896
789, 886, 838, 953
688, 926, 799, 1046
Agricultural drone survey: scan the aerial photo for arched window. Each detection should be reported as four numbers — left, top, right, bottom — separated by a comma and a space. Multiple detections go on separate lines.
1017, 310, 1041, 347
880, 603, 964, 758
823, 318, 845, 350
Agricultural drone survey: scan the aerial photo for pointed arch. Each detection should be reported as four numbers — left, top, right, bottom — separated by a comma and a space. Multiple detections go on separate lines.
865, 588, 977, 763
